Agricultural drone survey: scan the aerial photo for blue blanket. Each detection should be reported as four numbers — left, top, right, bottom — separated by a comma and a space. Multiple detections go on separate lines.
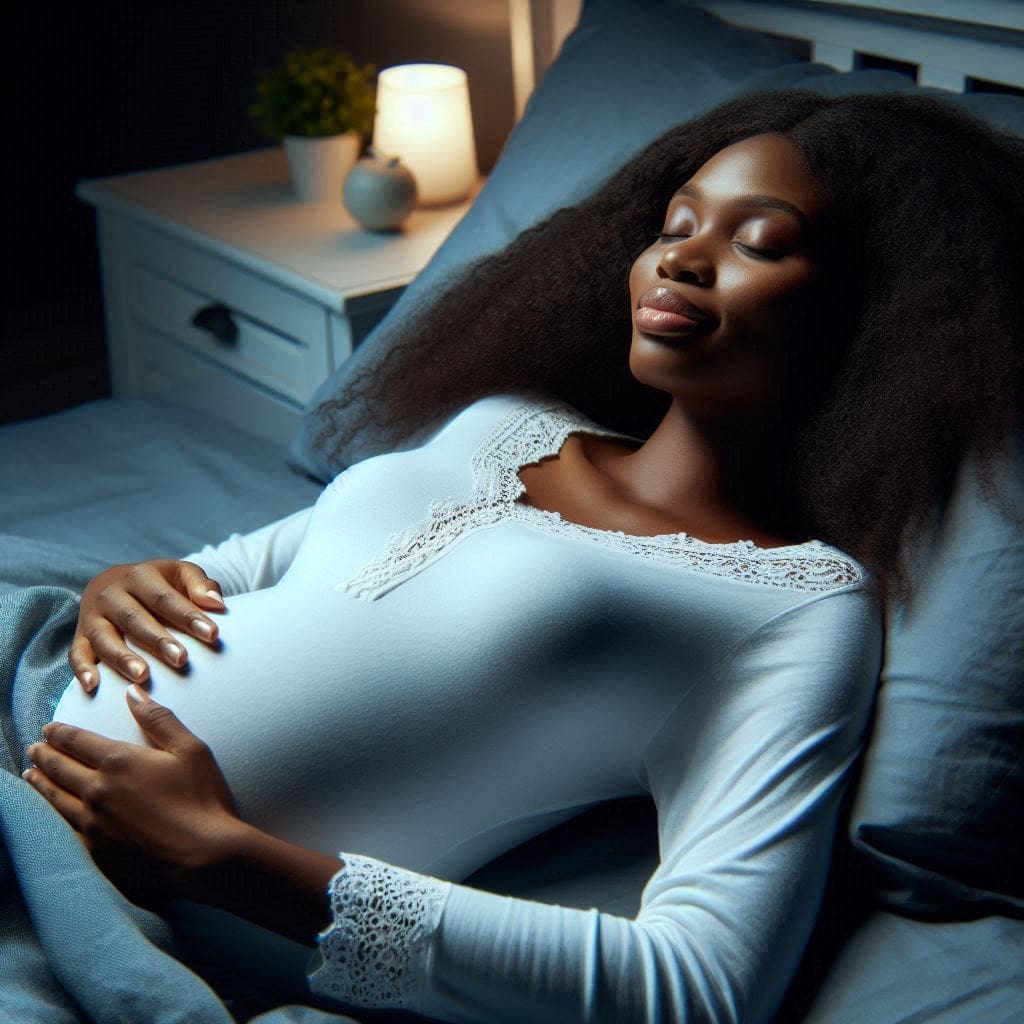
0, 585, 361, 1024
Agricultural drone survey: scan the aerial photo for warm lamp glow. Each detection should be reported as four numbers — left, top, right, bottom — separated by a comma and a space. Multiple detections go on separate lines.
372, 64, 478, 206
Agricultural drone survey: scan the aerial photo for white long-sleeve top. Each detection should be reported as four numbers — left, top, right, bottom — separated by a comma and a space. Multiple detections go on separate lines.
52, 394, 882, 1024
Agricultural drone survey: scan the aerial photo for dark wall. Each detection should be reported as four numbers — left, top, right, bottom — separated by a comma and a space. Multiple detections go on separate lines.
3, 0, 514, 424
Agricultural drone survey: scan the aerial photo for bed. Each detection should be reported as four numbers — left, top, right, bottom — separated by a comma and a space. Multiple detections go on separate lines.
2, 1, 1022, 1021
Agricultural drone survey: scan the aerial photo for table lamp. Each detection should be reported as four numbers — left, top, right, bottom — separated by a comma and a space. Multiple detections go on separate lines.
372, 63, 478, 206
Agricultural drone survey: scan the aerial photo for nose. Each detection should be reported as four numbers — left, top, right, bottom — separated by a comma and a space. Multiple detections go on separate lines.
656, 237, 713, 286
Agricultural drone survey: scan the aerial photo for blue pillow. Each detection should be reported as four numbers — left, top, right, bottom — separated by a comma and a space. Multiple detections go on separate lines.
848, 433, 1024, 916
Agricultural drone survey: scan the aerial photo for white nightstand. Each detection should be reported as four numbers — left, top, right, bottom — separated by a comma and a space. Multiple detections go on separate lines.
76, 149, 475, 444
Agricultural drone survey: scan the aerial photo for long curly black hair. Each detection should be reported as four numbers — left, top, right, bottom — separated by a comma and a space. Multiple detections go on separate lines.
316, 90, 1024, 608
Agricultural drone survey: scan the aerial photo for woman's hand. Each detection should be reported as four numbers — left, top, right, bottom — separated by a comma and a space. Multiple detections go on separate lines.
22, 687, 242, 878
24, 689, 343, 942
70, 559, 226, 692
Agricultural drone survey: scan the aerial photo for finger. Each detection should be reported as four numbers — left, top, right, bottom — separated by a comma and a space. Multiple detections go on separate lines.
93, 593, 187, 670
84, 619, 150, 684
125, 565, 220, 642
21, 764, 91, 832
126, 685, 203, 755
38, 721, 122, 771
68, 635, 100, 694
176, 562, 226, 612
25, 739, 96, 798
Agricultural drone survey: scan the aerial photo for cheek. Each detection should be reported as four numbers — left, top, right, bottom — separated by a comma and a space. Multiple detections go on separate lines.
720, 264, 815, 323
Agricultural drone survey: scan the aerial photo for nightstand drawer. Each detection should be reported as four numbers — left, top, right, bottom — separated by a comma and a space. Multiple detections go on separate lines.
128, 264, 322, 404
134, 320, 302, 444
119, 220, 331, 403
125, 221, 328, 342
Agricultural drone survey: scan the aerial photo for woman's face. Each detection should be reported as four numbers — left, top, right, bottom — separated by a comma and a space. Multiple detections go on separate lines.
628, 133, 828, 417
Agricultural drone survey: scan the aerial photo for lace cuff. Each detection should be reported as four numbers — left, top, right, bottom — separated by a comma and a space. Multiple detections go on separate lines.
308, 853, 452, 1010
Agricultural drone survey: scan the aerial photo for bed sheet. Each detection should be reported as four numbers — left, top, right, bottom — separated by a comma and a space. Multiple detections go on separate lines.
0, 395, 323, 592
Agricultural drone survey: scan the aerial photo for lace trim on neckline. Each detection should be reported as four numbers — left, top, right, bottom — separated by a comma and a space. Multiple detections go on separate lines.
339, 398, 864, 600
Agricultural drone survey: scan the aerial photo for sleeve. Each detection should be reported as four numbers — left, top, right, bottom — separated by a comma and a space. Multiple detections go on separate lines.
181, 506, 313, 597
307, 586, 882, 1024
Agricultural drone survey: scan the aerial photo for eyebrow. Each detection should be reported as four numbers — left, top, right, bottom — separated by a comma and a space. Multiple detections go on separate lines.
674, 182, 812, 229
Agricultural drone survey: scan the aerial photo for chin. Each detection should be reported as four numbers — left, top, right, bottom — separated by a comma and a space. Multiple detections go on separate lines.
629, 340, 780, 419
628, 331, 703, 392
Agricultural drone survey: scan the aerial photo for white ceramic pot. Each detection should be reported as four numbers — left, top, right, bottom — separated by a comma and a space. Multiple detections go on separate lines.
283, 132, 361, 203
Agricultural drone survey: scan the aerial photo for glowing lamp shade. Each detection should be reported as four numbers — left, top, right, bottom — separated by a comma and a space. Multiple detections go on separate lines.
372, 64, 478, 206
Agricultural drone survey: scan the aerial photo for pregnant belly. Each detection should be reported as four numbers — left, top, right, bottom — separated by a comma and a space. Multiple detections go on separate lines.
47, 535, 645, 874
50, 584, 460, 861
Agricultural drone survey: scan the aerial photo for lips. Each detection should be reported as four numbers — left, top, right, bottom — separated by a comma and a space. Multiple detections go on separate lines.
635, 286, 716, 336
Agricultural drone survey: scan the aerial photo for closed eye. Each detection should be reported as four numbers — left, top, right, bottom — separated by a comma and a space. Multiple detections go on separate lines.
735, 242, 784, 260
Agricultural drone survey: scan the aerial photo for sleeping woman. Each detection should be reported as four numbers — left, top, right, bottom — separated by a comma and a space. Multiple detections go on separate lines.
22, 91, 1024, 1023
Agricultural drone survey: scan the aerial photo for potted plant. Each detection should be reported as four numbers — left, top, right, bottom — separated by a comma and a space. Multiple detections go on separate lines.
250, 48, 376, 203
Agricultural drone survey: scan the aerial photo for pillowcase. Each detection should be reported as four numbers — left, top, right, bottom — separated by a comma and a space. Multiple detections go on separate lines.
289, 0, 1024, 916
848, 433, 1024, 916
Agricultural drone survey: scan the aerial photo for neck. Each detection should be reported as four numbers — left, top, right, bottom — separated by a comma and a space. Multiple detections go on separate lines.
612, 397, 807, 542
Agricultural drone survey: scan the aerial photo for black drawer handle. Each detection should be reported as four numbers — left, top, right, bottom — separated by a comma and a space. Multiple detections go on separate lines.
191, 303, 238, 344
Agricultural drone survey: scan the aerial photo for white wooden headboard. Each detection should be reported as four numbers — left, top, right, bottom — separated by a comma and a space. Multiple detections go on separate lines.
511, 0, 1024, 117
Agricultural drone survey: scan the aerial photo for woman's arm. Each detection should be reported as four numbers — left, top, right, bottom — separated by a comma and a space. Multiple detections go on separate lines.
370, 587, 882, 1024
290, 588, 883, 1024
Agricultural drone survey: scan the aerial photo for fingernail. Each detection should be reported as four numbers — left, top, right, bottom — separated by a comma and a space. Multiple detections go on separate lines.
160, 639, 185, 665
21, 769, 32, 782
81, 670, 95, 692
25, 744, 37, 760
126, 684, 146, 704
192, 620, 214, 640
205, 589, 225, 607
127, 659, 146, 680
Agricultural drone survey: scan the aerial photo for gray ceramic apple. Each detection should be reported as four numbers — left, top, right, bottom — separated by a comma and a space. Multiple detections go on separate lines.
343, 152, 418, 231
